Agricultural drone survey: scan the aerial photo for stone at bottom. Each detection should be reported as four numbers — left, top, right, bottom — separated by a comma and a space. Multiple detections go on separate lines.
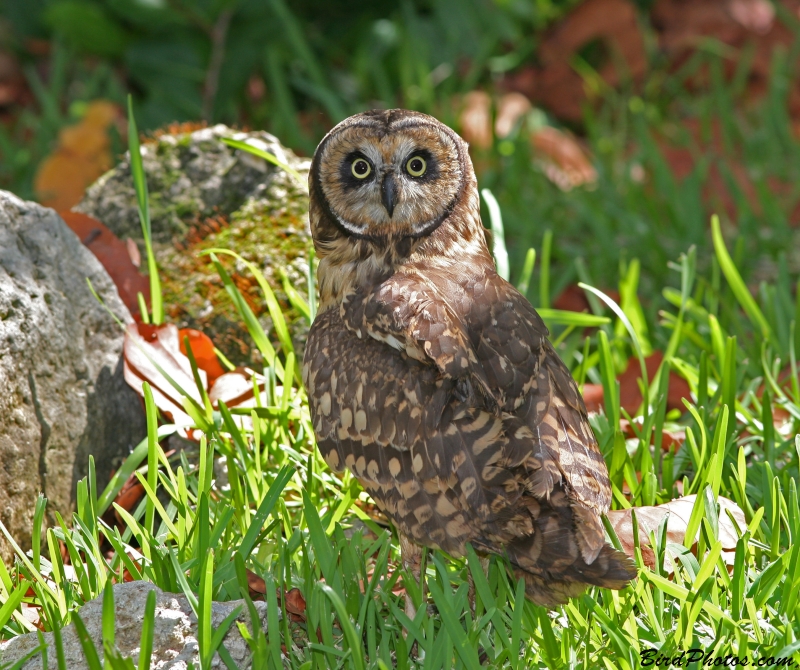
0, 581, 269, 670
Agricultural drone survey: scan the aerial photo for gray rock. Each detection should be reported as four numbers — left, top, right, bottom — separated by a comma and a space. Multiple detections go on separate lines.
76, 123, 313, 367
76, 124, 310, 246
0, 192, 146, 563
0, 581, 269, 670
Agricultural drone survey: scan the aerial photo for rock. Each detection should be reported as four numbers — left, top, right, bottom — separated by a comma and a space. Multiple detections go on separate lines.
76, 123, 313, 366
0, 192, 146, 563
0, 581, 269, 670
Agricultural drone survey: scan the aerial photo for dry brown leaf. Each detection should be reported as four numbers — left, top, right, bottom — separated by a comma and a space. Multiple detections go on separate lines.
510, 0, 646, 121
652, 0, 800, 120
0, 50, 27, 108
729, 0, 775, 33
554, 284, 620, 314
242, 571, 307, 622
458, 90, 492, 150
618, 351, 692, 414
246, 568, 266, 597
124, 322, 273, 435
35, 100, 122, 210
114, 476, 145, 514
60, 211, 150, 314
123, 322, 206, 426
620, 418, 685, 452
608, 494, 746, 573
126, 238, 141, 268
284, 587, 307, 622
495, 92, 532, 138
582, 351, 693, 415
530, 126, 597, 190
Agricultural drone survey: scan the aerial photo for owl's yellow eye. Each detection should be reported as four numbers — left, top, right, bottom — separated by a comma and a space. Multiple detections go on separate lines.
406, 156, 427, 177
351, 158, 371, 179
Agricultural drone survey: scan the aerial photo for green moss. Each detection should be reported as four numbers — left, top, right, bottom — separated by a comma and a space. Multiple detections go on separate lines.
156, 184, 311, 367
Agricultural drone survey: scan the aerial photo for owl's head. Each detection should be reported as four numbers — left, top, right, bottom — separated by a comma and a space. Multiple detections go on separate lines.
309, 109, 484, 255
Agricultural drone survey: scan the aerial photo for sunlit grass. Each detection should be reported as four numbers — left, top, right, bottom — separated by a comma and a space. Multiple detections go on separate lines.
2, 207, 800, 667
1, 10, 800, 666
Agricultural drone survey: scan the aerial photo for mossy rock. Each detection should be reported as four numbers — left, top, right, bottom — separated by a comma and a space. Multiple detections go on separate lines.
77, 123, 312, 366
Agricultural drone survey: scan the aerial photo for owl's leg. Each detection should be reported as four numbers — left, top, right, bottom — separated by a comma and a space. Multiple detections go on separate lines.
399, 533, 423, 623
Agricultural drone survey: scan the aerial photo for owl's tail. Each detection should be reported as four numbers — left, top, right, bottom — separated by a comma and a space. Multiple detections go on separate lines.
509, 542, 636, 606
495, 494, 637, 606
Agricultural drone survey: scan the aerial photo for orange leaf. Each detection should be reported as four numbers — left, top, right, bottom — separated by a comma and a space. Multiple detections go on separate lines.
617, 351, 692, 415
179, 328, 226, 382
582, 350, 692, 416
113, 476, 145, 514
35, 100, 121, 210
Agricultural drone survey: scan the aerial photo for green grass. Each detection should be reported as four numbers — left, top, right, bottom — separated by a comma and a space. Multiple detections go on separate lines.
2, 196, 800, 667
2, 2, 800, 667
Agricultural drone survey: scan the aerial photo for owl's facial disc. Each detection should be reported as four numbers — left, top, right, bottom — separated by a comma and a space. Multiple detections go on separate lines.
315, 119, 465, 239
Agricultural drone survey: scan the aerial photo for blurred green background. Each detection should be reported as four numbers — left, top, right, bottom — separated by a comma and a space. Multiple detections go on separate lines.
1, 0, 799, 314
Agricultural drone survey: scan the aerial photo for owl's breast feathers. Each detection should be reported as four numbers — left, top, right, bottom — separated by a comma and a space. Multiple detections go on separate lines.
303, 264, 635, 604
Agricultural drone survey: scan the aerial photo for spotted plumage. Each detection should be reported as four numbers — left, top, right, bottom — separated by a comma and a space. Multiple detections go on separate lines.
302, 109, 635, 604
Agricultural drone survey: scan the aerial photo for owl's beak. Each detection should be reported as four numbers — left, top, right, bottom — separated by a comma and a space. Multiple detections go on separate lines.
381, 173, 397, 218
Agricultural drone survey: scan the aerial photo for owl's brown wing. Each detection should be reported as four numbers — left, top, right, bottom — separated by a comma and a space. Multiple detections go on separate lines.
302, 306, 496, 553
463, 270, 614, 561
341, 267, 613, 562
304, 305, 634, 604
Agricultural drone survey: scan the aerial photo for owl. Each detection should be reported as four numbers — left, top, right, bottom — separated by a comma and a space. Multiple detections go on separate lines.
302, 109, 635, 606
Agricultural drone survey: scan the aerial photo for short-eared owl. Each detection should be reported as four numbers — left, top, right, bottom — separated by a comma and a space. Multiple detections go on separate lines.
302, 109, 635, 605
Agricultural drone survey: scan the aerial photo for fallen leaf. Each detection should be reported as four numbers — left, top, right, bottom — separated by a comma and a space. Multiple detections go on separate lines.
458, 90, 492, 150
207, 368, 272, 408
0, 50, 27, 108
620, 351, 692, 413
553, 284, 620, 313
60, 211, 150, 314
608, 494, 746, 573
729, 0, 775, 34
284, 587, 307, 621
246, 568, 266, 598
495, 92, 532, 138
242, 574, 307, 622
620, 418, 685, 452
114, 476, 145, 514
179, 328, 226, 383
509, 0, 647, 121
126, 238, 141, 268
124, 321, 275, 436
35, 100, 122, 210
20, 604, 42, 630
247, 74, 267, 102
583, 351, 692, 415
651, 0, 800, 119
581, 383, 606, 414
530, 126, 597, 190
123, 322, 206, 426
